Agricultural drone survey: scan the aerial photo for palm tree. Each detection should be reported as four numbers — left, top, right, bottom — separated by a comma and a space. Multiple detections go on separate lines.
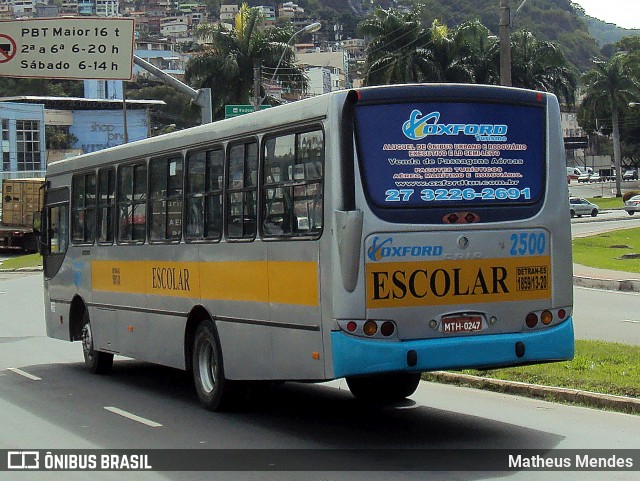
581, 52, 640, 197
450, 20, 500, 85
427, 20, 475, 83
510, 30, 577, 106
185, 4, 307, 119
359, 8, 439, 86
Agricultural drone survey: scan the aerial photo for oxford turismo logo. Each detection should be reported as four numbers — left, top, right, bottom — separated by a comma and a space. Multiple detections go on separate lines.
367, 236, 443, 262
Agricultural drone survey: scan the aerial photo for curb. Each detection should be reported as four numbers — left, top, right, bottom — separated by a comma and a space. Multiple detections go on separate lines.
573, 275, 640, 292
426, 371, 640, 414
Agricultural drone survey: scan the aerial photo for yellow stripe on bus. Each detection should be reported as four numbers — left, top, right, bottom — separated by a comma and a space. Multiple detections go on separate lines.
91, 260, 319, 306
365, 256, 551, 309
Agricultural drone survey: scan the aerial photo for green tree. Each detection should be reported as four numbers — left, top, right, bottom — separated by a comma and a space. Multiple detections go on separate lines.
510, 30, 577, 106
580, 52, 640, 196
185, 4, 308, 120
450, 20, 500, 85
358, 8, 439, 86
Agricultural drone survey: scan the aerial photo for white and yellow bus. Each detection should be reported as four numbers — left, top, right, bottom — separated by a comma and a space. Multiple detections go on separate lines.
42, 84, 574, 410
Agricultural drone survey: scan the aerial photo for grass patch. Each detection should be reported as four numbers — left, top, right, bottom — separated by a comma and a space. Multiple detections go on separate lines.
0, 253, 42, 270
572, 227, 640, 273
428, 340, 640, 399
586, 197, 624, 210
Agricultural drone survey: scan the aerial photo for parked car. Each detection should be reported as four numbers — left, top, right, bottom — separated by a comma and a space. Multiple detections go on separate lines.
624, 195, 640, 215
588, 173, 602, 182
623, 170, 638, 181
569, 197, 599, 218
577, 173, 591, 183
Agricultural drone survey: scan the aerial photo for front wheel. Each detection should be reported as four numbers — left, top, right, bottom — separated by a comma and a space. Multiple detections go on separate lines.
629, 211, 635, 216
192, 320, 237, 411
591, 210, 598, 217
346, 372, 421, 404
81, 311, 113, 374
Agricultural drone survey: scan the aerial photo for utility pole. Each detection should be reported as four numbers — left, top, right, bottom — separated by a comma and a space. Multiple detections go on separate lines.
253, 59, 262, 111
499, 0, 512, 87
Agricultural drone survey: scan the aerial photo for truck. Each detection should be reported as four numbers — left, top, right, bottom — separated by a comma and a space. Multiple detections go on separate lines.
1, 178, 45, 252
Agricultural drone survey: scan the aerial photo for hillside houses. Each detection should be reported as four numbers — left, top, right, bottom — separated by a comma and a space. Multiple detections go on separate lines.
0, 0, 366, 92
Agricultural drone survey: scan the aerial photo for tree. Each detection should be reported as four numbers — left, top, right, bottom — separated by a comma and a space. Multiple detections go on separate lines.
450, 20, 500, 85
510, 30, 577, 106
185, 4, 308, 120
359, 8, 439, 86
580, 52, 640, 196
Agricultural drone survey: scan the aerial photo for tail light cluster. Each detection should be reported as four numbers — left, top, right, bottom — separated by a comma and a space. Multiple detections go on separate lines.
337, 320, 397, 339
525, 308, 570, 329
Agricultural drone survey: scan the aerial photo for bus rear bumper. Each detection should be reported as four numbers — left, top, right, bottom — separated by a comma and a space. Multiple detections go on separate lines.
331, 318, 574, 379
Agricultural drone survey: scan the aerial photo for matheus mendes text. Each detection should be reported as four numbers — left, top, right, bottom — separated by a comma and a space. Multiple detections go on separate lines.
509, 454, 634, 469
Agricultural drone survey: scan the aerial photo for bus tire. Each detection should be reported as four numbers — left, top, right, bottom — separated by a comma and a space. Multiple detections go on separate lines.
346, 372, 421, 403
81, 311, 113, 375
192, 320, 235, 411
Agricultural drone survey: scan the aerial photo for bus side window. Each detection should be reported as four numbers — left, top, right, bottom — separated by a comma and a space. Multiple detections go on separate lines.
226, 141, 257, 240
149, 156, 183, 242
71, 172, 96, 244
118, 163, 147, 243
49, 204, 68, 254
97, 168, 115, 244
262, 129, 323, 238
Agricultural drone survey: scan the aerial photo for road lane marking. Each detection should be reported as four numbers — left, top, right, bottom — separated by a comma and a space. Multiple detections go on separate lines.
104, 406, 162, 427
622, 320, 640, 324
7, 368, 41, 381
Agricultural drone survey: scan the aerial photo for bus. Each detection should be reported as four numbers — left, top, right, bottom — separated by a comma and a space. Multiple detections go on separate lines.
41, 84, 574, 411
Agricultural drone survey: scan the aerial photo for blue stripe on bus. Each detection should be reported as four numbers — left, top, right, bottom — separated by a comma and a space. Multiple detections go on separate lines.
331, 318, 574, 379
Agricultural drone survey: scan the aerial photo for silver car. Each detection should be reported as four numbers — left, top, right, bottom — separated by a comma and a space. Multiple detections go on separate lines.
624, 195, 640, 215
569, 197, 599, 218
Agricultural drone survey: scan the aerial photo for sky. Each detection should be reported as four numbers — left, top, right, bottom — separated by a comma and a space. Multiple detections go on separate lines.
571, 0, 640, 30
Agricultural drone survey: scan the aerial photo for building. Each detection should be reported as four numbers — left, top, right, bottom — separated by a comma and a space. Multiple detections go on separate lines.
297, 51, 347, 93
0, 96, 164, 178
0, 102, 46, 180
219, 3, 238, 23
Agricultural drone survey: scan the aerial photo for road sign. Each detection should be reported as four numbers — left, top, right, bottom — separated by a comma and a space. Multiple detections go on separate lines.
0, 17, 134, 80
225, 104, 271, 119
0, 34, 17, 63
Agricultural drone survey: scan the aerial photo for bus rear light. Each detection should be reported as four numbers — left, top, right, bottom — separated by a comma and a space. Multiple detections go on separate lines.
346, 321, 357, 332
525, 313, 538, 328
363, 320, 377, 336
541, 310, 553, 325
380, 321, 395, 337
558, 309, 566, 320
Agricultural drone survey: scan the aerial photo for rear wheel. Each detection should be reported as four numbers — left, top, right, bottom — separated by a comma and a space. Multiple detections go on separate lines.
81, 311, 113, 374
629, 211, 635, 216
192, 320, 237, 411
346, 372, 421, 403
570, 209, 575, 218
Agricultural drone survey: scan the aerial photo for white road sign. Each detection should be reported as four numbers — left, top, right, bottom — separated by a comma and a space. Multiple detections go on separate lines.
0, 17, 134, 80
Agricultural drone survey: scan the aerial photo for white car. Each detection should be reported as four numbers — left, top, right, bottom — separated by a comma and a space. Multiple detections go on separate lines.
624, 195, 640, 215
569, 197, 599, 218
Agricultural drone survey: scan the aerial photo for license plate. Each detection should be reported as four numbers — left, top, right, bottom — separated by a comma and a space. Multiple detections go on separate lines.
441, 315, 483, 334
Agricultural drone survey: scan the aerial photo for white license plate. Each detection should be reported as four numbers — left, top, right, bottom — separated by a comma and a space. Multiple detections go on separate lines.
441, 315, 483, 334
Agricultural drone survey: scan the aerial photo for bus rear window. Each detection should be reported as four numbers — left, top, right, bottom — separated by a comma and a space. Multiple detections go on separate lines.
354, 101, 545, 213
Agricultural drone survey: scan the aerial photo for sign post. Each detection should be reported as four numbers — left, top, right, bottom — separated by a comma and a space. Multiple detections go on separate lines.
225, 104, 271, 119
0, 18, 134, 80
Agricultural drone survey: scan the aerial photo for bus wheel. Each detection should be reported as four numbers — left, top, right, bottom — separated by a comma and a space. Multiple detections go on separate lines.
81, 311, 113, 374
192, 320, 234, 411
346, 372, 421, 403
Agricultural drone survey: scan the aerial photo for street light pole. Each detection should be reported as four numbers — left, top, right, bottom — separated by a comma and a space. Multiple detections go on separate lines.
257, 22, 322, 108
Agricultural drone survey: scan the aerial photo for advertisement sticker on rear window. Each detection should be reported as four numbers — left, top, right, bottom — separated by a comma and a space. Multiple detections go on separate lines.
355, 102, 545, 208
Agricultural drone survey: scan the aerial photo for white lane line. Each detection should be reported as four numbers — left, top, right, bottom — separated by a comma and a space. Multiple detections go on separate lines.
104, 406, 162, 427
622, 320, 640, 324
7, 368, 42, 381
